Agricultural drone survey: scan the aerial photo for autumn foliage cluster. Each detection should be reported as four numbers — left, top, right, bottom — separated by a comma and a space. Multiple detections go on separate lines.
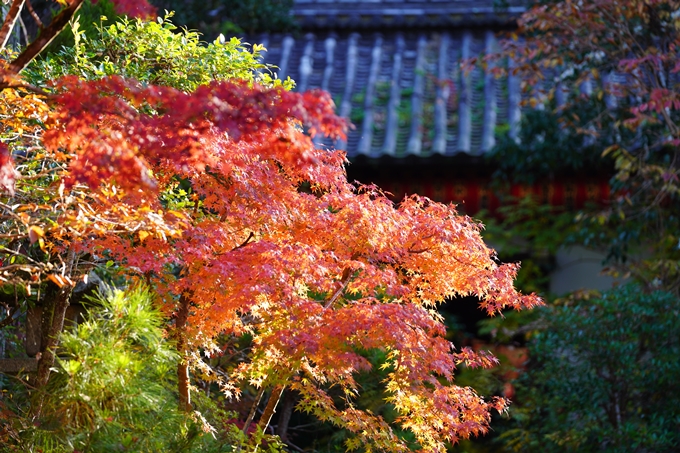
0, 1, 539, 451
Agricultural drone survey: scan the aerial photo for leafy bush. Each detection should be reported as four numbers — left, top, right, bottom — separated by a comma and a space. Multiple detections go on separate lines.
502, 285, 680, 453
27, 13, 290, 93
1, 286, 243, 452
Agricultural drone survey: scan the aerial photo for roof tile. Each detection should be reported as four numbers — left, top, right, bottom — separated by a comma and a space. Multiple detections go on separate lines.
252, 29, 519, 158
245, 1, 527, 159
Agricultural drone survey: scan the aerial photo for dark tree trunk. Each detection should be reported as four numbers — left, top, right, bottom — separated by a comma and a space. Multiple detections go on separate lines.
275, 389, 295, 442
30, 281, 74, 416
176, 294, 191, 412
33, 282, 73, 388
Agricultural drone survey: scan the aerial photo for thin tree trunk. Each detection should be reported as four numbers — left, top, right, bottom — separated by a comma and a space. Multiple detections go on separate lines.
0, 0, 25, 52
30, 281, 74, 417
275, 389, 295, 442
33, 282, 73, 388
243, 386, 266, 434
257, 385, 285, 433
176, 294, 191, 412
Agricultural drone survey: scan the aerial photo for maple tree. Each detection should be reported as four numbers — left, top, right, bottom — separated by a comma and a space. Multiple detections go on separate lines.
0, 2, 540, 451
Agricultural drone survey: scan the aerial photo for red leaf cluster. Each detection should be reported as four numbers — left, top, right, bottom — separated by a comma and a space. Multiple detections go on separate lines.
0, 143, 16, 196
45, 76, 346, 191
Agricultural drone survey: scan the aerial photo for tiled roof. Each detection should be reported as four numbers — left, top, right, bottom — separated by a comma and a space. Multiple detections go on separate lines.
253, 29, 521, 159
291, 0, 526, 29
247, 1, 525, 159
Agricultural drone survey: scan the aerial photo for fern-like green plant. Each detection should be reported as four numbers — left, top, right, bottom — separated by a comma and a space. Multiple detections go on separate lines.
3, 286, 253, 452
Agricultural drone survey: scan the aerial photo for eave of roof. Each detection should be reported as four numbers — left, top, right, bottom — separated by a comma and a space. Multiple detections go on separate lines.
293, 10, 525, 29
292, 0, 526, 29
244, 1, 530, 160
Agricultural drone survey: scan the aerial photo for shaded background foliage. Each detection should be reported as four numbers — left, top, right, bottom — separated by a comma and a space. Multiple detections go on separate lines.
468, 0, 680, 451
148, 0, 295, 36
503, 286, 680, 453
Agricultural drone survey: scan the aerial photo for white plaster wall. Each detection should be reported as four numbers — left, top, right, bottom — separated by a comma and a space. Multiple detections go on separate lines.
549, 246, 617, 295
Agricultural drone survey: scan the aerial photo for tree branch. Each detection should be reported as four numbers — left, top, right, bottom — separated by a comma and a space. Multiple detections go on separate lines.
232, 231, 254, 251
257, 385, 285, 433
324, 267, 352, 309
408, 247, 431, 254
7, 0, 85, 75
25, 0, 43, 30
242, 385, 266, 434
0, 0, 25, 52
0, 304, 20, 329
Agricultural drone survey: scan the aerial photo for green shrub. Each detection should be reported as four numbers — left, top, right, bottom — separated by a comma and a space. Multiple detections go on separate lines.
502, 285, 680, 453
2, 286, 236, 452
26, 12, 291, 92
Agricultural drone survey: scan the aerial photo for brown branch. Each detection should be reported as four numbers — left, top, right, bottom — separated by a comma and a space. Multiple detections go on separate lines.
0, 304, 20, 329
408, 247, 431, 254
0, 367, 37, 390
0, 79, 51, 95
25, 0, 43, 30
257, 385, 285, 433
0, 232, 25, 239
7, 0, 85, 74
0, 244, 42, 266
324, 267, 353, 309
232, 231, 254, 251
242, 385, 266, 434
0, 0, 25, 52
